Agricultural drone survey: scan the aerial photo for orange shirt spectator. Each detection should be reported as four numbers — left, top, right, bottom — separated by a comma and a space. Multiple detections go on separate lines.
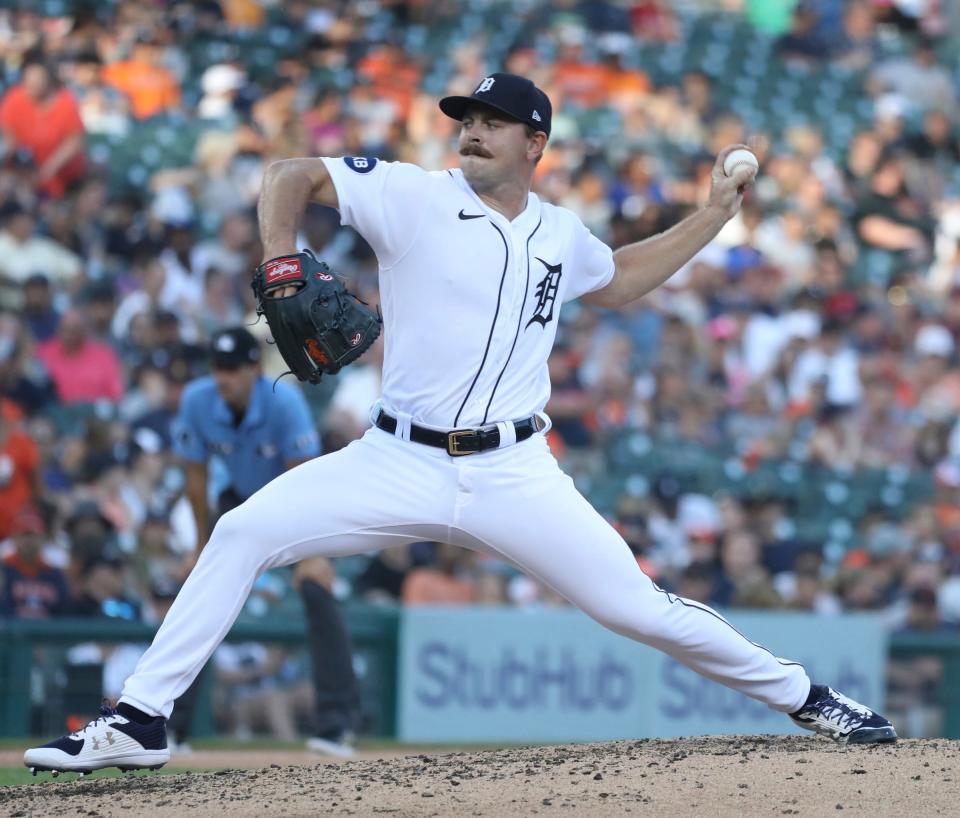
102, 40, 181, 119
37, 310, 123, 404
402, 568, 477, 605
357, 45, 422, 120
554, 59, 613, 109
222, 0, 265, 29
607, 62, 652, 103
402, 544, 478, 605
0, 62, 85, 198
551, 37, 616, 109
0, 413, 40, 540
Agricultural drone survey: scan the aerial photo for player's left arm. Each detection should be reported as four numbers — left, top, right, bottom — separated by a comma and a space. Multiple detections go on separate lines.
581, 144, 755, 309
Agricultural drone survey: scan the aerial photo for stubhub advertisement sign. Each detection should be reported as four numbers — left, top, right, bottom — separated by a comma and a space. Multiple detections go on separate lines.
397, 608, 886, 743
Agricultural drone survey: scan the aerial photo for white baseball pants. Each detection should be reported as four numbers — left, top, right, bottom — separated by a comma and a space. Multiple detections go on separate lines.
121, 427, 811, 719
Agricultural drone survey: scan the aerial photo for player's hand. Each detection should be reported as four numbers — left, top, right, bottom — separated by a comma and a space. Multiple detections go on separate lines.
707, 144, 757, 221
260, 247, 300, 297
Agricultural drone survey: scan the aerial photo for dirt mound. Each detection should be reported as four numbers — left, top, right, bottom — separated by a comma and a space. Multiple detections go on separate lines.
3, 736, 958, 817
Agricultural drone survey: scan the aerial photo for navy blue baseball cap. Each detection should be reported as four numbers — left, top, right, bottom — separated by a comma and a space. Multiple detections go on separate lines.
210, 327, 261, 368
440, 73, 552, 137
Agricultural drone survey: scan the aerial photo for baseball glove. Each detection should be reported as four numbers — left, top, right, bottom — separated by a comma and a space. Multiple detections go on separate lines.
251, 250, 382, 383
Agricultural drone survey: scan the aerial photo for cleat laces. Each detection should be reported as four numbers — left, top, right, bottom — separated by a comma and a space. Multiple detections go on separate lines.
811, 690, 872, 731
68, 702, 121, 740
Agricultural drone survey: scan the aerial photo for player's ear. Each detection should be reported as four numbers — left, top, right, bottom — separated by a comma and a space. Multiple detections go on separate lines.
527, 130, 547, 163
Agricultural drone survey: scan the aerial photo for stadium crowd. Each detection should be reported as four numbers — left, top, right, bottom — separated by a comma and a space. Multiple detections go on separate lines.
0, 0, 959, 733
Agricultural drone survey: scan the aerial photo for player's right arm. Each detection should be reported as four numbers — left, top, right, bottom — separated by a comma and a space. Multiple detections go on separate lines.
258, 158, 339, 262
259, 156, 429, 278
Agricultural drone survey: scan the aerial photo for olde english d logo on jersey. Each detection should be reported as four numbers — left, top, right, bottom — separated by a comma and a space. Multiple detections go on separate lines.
525, 258, 562, 329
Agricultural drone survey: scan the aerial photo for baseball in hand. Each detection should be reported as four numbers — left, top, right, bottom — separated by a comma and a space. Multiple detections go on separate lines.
723, 148, 759, 178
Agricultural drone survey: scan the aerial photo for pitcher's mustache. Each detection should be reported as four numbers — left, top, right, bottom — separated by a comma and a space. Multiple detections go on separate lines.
460, 145, 492, 158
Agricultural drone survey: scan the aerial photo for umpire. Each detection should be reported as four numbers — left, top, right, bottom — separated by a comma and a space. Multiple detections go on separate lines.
172, 326, 359, 756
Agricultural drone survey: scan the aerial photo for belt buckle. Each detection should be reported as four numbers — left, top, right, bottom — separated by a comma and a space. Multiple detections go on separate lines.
447, 429, 477, 457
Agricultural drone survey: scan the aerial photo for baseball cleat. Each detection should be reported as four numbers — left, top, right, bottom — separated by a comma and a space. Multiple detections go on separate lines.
790, 685, 897, 744
24, 703, 170, 774
306, 731, 356, 759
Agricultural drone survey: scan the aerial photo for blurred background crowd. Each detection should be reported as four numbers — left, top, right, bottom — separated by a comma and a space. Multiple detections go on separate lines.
1, 0, 959, 738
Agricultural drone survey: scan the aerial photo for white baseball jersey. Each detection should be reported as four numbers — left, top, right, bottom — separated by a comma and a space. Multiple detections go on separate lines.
321, 156, 615, 428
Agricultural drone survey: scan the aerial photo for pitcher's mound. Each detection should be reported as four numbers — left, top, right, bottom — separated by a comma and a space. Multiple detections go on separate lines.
3, 735, 958, 817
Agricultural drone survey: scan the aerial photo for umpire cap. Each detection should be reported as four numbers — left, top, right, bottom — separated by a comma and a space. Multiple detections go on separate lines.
210, 327, 261, 368
440, 73, 552, 137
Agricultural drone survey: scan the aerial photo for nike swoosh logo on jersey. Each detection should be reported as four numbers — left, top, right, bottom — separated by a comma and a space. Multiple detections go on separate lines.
458, 210, 484, 220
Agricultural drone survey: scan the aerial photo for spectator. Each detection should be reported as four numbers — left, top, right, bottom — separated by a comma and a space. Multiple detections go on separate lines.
857, 375, 915, 467
551, 26, 613, 109
808, 403, 863, 470
776, 4, 831, 62
402, 543, 479, 605
785, 564, 842, 615
353, 544, 419, 603
789, 319, 862, 409
870, 37, 958, 119
546, 344, 595, 453
905, 110, 960, 165
199, 268, 245, 335
102, 36, 181, 120
912, 324, 960, 420
0, 314, 54, 416
64, 501, 118, 584
21, 274, 60, 343
0, 504, 70, 619
81, 280, 118, 343
356, 43, 422, 122
0, 57, 86, 197
37, 309, 124, 403
192, 211, 256, 281
68, 552, 140, 620
65, 50, 131, 137
0, 204, 83, 311
0, 407, 41, 541
833, 1, 881, 70
111, 256, 166, 344
726, 383, 788, 460
250, 77, 310, 161
853, 153, 934, 265
629, 0, 679, 41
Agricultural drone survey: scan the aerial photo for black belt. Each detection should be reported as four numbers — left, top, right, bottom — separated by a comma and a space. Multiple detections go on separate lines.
374, 409, 542, 456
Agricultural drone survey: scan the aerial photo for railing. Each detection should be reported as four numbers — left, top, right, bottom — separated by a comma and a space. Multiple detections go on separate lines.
0, 607, 400, 738
887, 631, 960, 739
0, 612, 957, 738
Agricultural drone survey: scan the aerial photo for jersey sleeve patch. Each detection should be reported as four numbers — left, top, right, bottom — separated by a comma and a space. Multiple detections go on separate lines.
343, 156, 377, 173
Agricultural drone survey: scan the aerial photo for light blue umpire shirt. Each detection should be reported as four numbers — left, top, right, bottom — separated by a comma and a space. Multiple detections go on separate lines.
172, 375, 321, 500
